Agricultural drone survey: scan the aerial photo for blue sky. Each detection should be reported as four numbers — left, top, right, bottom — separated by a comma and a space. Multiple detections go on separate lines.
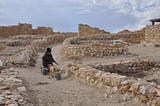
0, 0, 160, 33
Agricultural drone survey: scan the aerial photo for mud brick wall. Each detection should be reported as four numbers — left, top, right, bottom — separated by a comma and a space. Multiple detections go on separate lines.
63, 58, 160, 104
145, 25, 160, 43
78, 24, 110, 36
63, 36, 128, 59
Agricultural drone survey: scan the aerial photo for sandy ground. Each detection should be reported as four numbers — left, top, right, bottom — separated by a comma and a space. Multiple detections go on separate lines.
18, 44, 160, 106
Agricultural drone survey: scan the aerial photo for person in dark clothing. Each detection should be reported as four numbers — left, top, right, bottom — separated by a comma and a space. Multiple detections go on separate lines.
42, 47, 58, 68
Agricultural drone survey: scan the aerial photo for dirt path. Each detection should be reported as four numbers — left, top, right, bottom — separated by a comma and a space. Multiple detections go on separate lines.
18, 44, 147, 106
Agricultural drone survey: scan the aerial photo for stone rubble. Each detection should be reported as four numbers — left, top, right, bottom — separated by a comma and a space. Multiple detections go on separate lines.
0, 68, 32, 106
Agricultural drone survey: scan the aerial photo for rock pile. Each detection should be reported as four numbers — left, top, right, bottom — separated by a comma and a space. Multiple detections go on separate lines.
0, 68, 32, 106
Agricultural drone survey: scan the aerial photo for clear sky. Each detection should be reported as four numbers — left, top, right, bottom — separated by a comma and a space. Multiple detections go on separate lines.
0, 0, 160, 33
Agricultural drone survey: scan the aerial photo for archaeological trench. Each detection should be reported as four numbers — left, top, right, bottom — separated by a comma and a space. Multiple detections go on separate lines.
0, 23, 160, 106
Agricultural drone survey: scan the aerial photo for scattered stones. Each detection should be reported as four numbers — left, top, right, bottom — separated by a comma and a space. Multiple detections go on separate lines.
0, 68, 30, 105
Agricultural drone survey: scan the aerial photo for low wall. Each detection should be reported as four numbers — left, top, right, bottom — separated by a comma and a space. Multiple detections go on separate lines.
63, 57, 160, 104
145, 25, 160, 43
63, 36, 128, 59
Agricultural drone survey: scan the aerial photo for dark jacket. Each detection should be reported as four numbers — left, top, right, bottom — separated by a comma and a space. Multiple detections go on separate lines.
42, 52, 58, 67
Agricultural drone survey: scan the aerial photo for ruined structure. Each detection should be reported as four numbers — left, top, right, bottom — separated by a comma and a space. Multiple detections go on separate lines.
32, 26, 53, 35
112, 28, 145, 44
78, 24, 110, 36
63, 35, 128, 59
63, 57, 160, 104
145, 24, 160, 43
0, 23, 54, 37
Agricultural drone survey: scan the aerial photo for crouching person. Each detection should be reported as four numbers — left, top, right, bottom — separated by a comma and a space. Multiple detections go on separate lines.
42, 47, 59, 79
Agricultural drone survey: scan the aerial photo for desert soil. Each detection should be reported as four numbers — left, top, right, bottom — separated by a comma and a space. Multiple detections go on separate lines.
16, 44, 160, 106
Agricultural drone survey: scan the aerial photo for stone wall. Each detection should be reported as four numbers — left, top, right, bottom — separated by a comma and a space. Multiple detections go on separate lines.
0, 23, 32, 37
111, 33, 145, 44
78, 24, 110, 36
63, 36, 128, 59
112, 28, 145, 44
63, 57, 160, 104
32, 33, 76, 52
0, 23, 54, 37
145, 25, 160, 43
32, 26, 53, 35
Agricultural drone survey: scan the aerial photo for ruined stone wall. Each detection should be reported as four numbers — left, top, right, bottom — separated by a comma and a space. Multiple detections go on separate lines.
31, 33, 76, 52
63, 36, 128, 59
63, 57, 160, 104
113, 28, 145, 44
0, 23, 32, 37
145, 25, 160, 43
111, 33, 145, 44
78, 24, 110, 36
0, 23, 55, 37
0, 33, 76, 66
32, 27, 54, 35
